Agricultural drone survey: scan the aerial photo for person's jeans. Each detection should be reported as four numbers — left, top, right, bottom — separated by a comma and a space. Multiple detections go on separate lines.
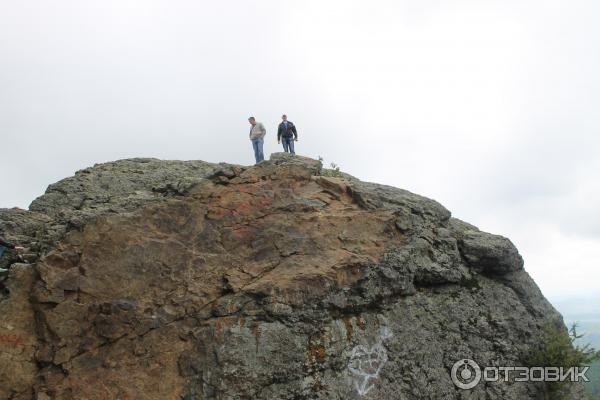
0, 245, 6, 259
251, 138, 264, 164
282, 137, 295, 154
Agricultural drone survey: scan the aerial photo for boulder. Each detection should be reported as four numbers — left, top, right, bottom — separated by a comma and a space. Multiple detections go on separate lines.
0, 154, 581, 399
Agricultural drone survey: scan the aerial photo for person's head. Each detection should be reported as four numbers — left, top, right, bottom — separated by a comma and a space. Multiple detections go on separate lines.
248, 117, 256, 126
282, 114, 287, 121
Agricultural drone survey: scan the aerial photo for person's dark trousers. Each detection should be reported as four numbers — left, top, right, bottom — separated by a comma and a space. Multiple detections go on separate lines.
282, 137, 295, 155
252, 138, 264, 163
0, 245, 6, 259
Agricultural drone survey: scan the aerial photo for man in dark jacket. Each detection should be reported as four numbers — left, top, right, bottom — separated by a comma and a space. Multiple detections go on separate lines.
277, 114, 298, 155
0, 237, 24, 276
0, 237, 22, 257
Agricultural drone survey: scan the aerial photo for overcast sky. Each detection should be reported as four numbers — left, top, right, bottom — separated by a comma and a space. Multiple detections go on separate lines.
1, 0, 598, 301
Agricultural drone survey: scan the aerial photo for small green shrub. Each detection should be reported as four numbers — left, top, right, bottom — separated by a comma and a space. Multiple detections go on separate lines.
317, 156, 344, 178
527, 322, 600, 400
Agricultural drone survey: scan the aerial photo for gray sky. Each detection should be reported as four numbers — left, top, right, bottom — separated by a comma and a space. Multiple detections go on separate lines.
1, 0, 599, 300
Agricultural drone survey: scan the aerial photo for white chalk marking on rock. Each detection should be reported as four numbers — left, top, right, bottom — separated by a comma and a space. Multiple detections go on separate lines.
347, 327, 393, 396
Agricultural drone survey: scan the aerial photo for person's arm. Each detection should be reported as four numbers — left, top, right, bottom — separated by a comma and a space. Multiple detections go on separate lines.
260, 123, 267, 138
292, 123, 298, 140
0, 238, 15, 249
277, 124, 282, 142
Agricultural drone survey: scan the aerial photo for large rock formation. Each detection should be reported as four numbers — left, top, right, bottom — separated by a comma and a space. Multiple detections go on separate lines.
0, 154, 583, 399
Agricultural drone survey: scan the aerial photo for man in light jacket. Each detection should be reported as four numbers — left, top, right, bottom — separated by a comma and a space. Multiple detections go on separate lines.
277, 114, 298, 155
248, 117, 266, 164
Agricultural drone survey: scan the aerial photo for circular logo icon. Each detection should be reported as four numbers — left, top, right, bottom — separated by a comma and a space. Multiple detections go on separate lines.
451, 359, 481, 389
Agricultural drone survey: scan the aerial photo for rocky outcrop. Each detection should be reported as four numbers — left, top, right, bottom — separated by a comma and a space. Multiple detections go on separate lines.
0, 154, 582, 399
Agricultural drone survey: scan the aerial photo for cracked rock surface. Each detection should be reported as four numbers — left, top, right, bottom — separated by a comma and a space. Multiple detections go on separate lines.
0, 153, 582, 399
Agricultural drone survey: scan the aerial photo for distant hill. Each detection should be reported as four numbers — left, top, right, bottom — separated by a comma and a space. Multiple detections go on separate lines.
584, 360, 600, 397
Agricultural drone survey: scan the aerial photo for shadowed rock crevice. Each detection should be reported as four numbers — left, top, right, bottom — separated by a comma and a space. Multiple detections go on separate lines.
0, 153, 581, 399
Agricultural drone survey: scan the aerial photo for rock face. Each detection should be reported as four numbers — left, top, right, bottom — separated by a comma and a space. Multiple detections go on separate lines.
0, 154, 582, 399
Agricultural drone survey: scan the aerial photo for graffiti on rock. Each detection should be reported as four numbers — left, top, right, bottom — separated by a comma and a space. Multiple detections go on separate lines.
347, 327, 393, 396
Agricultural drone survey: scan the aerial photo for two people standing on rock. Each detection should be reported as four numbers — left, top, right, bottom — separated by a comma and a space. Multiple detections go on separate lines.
248, 114, 299, 164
